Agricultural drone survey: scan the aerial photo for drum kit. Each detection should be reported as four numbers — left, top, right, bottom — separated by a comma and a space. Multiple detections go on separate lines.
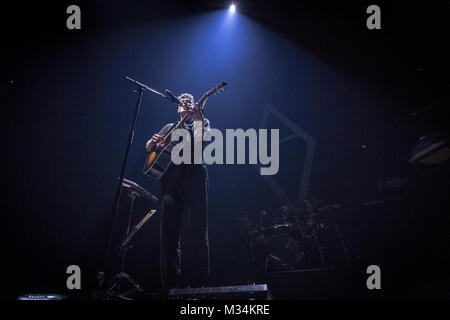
237, 201, 345, 272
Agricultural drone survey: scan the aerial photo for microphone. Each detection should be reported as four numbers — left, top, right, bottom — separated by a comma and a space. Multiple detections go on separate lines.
165, 89, 181, 104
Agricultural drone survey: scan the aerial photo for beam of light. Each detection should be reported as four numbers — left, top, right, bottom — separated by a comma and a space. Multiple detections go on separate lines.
229, 4, 236, 14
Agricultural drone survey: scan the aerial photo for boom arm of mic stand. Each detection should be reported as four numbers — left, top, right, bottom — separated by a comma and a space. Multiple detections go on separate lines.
124, 76, 181, 106
124, 76, 167, 99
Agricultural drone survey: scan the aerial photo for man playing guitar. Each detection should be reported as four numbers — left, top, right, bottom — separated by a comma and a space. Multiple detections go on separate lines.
145, 93, 210, 290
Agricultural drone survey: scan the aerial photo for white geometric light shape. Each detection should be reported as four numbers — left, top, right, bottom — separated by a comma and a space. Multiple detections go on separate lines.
259, 103, 316, 203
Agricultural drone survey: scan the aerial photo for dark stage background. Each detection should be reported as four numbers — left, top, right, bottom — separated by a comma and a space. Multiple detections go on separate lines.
1, 1, 450, 299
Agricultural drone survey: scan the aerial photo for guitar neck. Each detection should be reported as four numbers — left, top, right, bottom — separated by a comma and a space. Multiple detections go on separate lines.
162, 113, 191, 140
196, 93, 209, 109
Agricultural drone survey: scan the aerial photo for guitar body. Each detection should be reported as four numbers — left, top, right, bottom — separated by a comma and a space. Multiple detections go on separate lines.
143, 141, 177, 179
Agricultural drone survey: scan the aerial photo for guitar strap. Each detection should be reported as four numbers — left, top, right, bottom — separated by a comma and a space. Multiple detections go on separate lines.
200, 97, 208, 138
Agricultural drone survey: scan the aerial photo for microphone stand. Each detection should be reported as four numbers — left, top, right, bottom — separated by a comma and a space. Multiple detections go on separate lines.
98, 76, 176, 296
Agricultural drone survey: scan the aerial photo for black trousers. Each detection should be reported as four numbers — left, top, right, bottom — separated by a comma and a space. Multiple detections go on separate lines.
160, 163, 209, 289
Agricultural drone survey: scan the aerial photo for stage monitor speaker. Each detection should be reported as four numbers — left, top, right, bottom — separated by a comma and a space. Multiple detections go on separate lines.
168, 284, 272, 300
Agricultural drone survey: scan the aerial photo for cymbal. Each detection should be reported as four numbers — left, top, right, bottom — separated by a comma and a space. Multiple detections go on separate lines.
268, 222, 296, 229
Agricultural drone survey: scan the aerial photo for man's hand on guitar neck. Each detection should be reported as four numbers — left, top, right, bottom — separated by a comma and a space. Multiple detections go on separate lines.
146, 134, 165, 152
189, 103, 204, 121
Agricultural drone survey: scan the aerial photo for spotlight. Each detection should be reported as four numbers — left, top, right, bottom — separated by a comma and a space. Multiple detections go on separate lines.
229, 3, 236, 13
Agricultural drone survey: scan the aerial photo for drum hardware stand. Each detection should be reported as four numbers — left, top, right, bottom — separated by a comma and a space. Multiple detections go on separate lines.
313, 227, 327, 268
105, 208, 157, 300
104, 178, 158, 300
312, 209, 352, 268
331, 212, 352, 266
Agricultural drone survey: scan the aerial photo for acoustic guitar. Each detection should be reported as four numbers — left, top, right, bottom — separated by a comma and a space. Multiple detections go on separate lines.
143, 81, 227, 179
